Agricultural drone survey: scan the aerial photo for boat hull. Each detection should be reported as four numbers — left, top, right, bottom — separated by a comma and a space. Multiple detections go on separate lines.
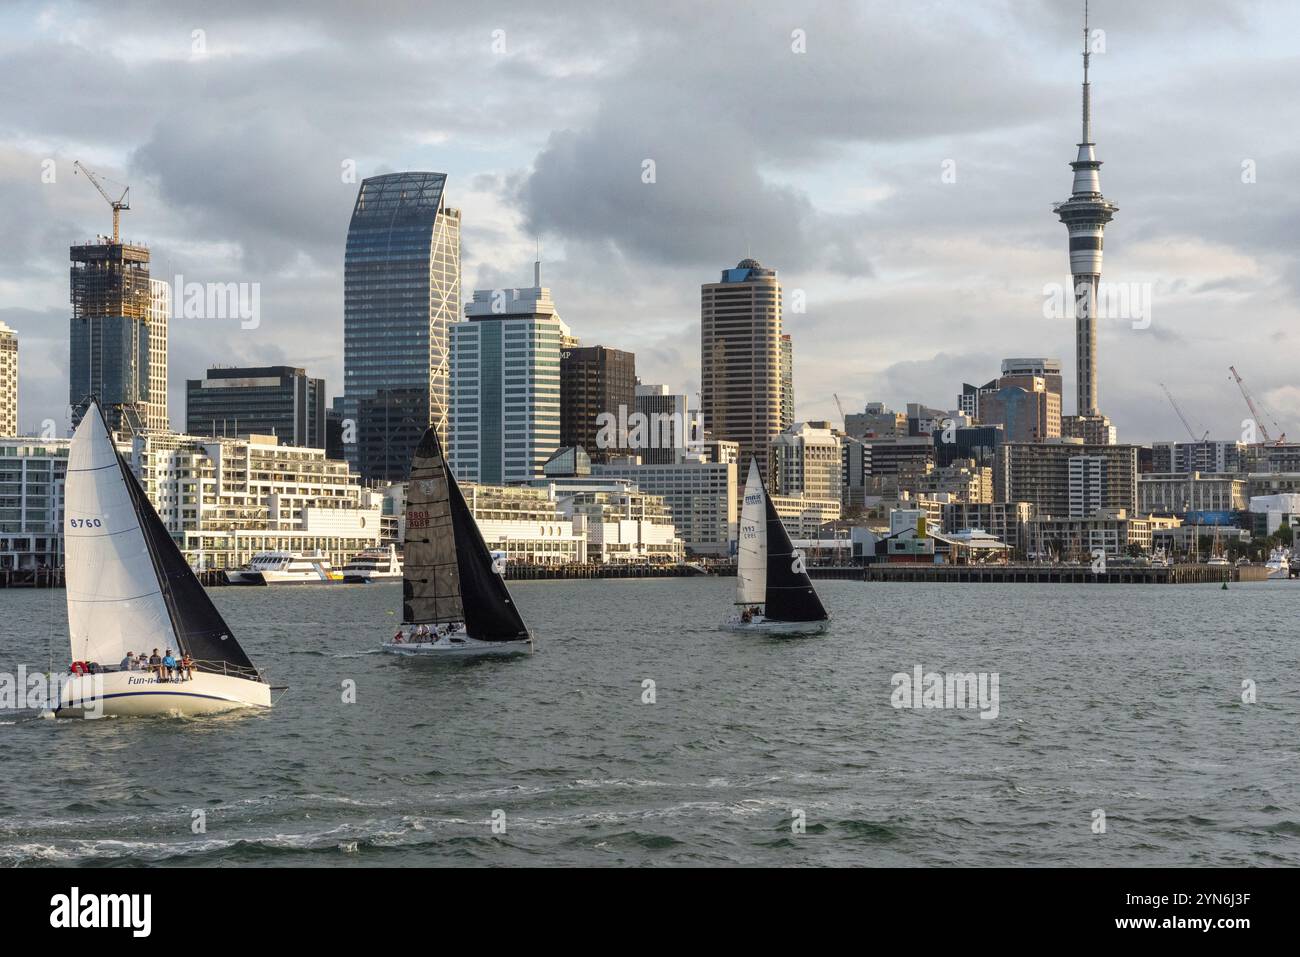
56, 669, 272, 718
722, 616, 828, 635
381, 635, 532, 657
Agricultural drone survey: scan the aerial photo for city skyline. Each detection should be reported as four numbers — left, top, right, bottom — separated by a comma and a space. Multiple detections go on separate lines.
1, 1, 1298, 443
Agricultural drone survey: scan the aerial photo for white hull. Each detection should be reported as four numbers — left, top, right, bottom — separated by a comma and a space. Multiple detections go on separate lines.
57, 669, 272, 718
227, 570, 342, 585
1266, 565, 1290, 580
381, 634, 532, 657
343, 570, 403, 582
722, 615, 828, 635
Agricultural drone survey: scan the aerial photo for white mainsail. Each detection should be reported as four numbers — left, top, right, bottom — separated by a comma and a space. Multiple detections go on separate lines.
64, 402, 178, 665
736, 459, 766, 606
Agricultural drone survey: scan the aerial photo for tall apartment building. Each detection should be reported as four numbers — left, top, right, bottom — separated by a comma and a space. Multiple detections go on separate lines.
770, 421, 842, 500
995, 440, 1137, 519
451, 282, 569, 484
0, 320, 16, 436
69, 239, 168, 434
186, 365, 326, 447
560, 345, 635, 463
779, 334, 794, 428
700, 258, 786, 478
1151, 440, 1245, 475
343, 172, 460, 481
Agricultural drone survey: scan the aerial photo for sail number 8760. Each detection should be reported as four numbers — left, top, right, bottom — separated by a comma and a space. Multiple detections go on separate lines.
68, 518, 103, 528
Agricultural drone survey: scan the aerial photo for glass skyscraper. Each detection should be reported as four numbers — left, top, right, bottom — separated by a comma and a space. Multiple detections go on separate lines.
343, 171, 460, 481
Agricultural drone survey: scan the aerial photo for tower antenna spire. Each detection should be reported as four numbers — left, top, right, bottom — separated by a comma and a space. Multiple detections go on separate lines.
1081, 0, 1092, 144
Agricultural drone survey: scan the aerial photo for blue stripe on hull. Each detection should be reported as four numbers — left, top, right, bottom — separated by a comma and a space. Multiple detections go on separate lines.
58, 690, 258, 712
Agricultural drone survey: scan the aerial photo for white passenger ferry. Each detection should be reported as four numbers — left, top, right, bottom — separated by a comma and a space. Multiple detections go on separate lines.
341, 544, 403, 582
225, 550, 342, 585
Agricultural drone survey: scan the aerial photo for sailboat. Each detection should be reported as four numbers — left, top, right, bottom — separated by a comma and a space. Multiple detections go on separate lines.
380, 423, 533, 656
724, 458, 830, 634
57, 401, 272, 717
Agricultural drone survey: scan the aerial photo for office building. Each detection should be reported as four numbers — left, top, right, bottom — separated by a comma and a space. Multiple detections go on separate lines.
451, 280, 569, 484
343, 171, 460, 481
1151, 440, 1245, 475
770, 421, 842, 500
845, 402, 907, 440
700, 258, 786, 478
186, 365, 326, 448
633, 384, 692, 465
1139, 472, 1248, 516
560, 345, 636, 464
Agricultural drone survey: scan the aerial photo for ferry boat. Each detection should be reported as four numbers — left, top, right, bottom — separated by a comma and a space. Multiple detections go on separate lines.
341, 544, 403, 582
225, 550, 342, 585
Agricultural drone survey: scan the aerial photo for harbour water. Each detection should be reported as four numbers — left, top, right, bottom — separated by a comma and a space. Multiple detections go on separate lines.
1, 578, 1296, 866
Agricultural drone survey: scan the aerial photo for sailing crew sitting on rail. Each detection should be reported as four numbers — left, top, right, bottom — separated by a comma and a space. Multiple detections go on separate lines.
137, 652, 148, 671
416, 623, 431, 642
70, 660, 88, 676
120, 651, 137, 671
162, 650, 178, 681
179, 653, 195, 681
392, 628, 405, 644
148, 649, 163, 678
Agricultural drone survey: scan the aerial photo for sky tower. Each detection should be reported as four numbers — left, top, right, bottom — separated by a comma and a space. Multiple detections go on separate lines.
1054, 1, 1118, 419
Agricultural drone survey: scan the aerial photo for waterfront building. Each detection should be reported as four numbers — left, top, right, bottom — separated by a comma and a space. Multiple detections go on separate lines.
995, 440, 1137, 518
560, 344, 634, 465
0, 438, 69, 570
126, 431, 381, 570
69, 237, 168, 433
700, 258, 787, 478
1139, 472, 1248, 516
461, 483, 586, 564
1029, 509, 1152, 559
591, 441, 739, 556
769, 494, 842, 539
186, 365, 327, 448
1247, 493, 1300, 538
941, 501, 1036, 556
0, 321, 15, 436
770, 421, 842, 500
343, 171, 460, 481
530, 478, 684, 563
451, 280, 569, 484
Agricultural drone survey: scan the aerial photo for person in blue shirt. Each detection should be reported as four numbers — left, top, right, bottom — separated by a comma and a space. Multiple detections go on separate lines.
162, 650, 178, 682
119, 651, 136, 672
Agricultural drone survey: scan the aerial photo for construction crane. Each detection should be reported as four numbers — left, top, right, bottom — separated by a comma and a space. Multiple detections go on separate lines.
832, 392, 847, 429
1158, 383, 1208, 442
73, 161, 130, 242
1228, 365, 1286, 444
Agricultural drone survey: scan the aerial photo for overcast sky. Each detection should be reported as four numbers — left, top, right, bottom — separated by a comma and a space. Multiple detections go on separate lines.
2, 0, 1297, 443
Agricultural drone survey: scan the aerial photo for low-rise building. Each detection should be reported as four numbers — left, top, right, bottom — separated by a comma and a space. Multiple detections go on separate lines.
1028, 508, 1153, 559
1139, 472, 1248, 516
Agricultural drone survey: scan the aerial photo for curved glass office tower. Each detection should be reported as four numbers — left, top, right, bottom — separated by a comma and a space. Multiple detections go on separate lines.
343, 172, 460, 481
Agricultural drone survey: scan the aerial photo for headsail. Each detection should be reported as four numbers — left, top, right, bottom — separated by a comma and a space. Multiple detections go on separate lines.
403, 425, 530, 641
762, 485, 829, 623
736, 458, 766, 606
65, 402, 256, 671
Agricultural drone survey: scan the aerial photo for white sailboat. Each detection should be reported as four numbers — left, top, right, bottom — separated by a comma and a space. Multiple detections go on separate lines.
57, 401, 272, 717
723, 459, 830, 635
380, 423, 532, 657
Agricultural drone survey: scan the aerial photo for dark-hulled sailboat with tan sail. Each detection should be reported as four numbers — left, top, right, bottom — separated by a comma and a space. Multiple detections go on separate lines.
381, 423, 533, 656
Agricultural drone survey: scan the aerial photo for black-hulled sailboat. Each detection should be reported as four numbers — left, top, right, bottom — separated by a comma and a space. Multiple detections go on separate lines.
381, 423, 533, 656
724, 458, 830, 634
58, 401, 272, 716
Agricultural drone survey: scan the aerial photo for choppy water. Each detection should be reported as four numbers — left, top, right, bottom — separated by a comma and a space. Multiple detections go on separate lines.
1, 578, 1297, 866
